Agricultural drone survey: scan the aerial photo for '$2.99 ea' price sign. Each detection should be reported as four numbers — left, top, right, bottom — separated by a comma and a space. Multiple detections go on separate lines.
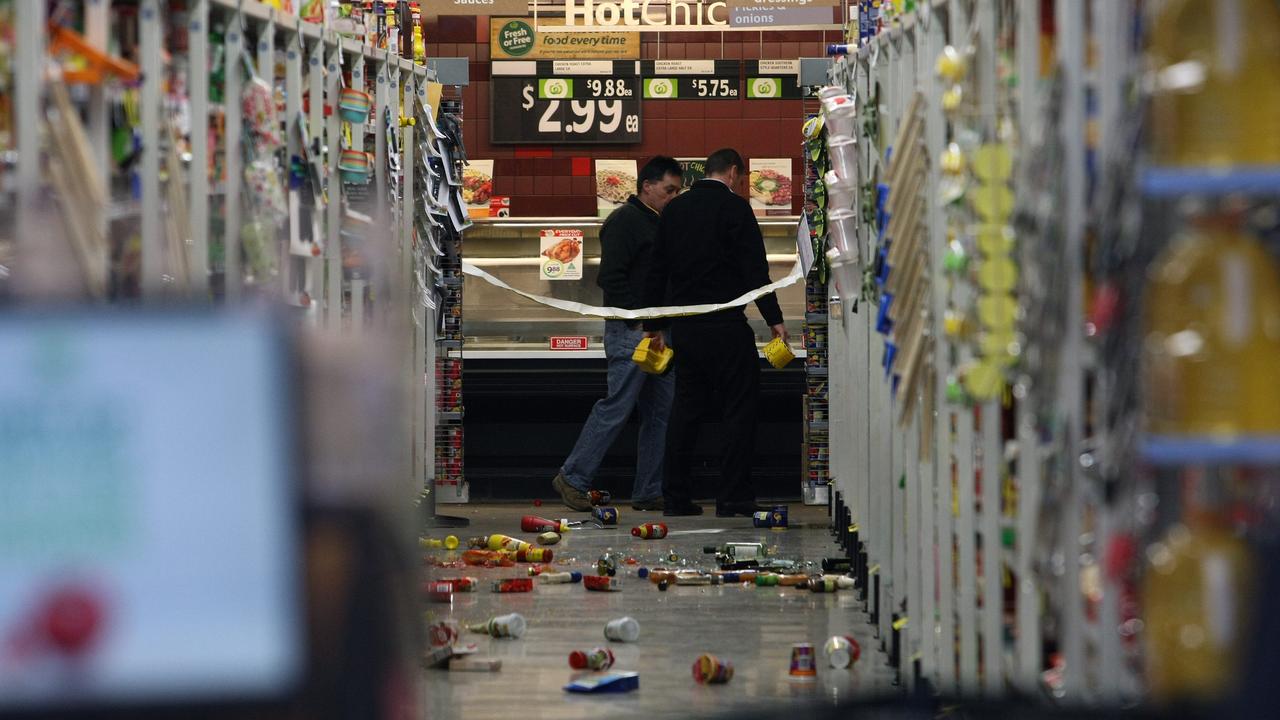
491, 75, 643, 144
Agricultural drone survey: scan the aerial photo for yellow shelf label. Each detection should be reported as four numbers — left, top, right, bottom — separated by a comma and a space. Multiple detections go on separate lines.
869, 564, 881, 575
892, 617, 909, 631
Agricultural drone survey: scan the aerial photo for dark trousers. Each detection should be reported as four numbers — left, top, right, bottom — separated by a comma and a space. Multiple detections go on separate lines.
663, 319, 760, 507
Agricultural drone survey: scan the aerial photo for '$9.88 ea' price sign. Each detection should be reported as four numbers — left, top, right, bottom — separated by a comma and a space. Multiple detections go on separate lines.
491, 76, 643, 144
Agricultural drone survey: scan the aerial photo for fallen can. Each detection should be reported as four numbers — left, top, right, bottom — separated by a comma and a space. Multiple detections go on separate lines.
588, 490, 612, 506
521, 515, 568, 533
515, 547, 553, 563
752, 506, 789, 529
755, 573, 780, 587
632, 522, 668, 539
538, 571, 583, 584
424, 581, 453, 603
469, 612, 526, 639
597, 553, 619, 577
569, 646, 616, 671
593, 506, 619, 525
536, 531, 561, 546
808, 575, 838, 593
433, 577, 478, 592
674, 570, 711, 586
604, 616, 640, 642
789, 643, 818, 678
691, 653, 735, 684
584, 575, 622, 592
778, 574, 809, 587
647, 569, 676, 584
428, 619, 462, 647
491, 578, 534, 593
821, 557, 853, 573
824, 635, 862, 669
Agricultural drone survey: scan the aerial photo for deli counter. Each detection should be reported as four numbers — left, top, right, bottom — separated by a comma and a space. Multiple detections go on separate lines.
459, 217, 806, 502
462, 216, 807, 354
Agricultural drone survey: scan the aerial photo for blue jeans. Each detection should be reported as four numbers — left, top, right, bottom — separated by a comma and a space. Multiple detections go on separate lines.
561, 320, 673, 501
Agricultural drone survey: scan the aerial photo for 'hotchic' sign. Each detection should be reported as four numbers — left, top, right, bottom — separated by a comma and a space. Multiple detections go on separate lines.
547, 0, 839, 31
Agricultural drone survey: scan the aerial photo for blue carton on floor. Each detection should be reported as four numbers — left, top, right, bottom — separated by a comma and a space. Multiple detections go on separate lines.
564, 671, 640, 694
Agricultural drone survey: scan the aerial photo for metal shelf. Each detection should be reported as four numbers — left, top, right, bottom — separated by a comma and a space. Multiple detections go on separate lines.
1141, 166, 1280, 198
807, 367, 828, 376
1139, 434, 1280, 467
805, 313, 830, 323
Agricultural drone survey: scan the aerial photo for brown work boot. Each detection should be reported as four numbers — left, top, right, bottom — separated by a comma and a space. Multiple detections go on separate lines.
552, 473, 593, 512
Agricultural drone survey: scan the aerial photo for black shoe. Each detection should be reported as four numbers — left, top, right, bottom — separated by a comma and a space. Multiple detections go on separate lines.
631, 497, 664, 511
715, 502, 767, 518
663, 502, 704, 517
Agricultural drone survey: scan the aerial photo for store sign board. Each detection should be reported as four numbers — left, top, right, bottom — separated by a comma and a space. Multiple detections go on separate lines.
748, 158, 794, 216
551, 0, 839, 31
463, 160, 494, 219
596, 159, 638, 217
676, 158, 707, 191
728, 5, 836, 28
491, 17, 639, 60
433, 0, 531, 15
744, 60, 803, 99
641, 59, 741, 100
491, 63, 642, 144
550, 336, 590, 350
540, 229, 585, 280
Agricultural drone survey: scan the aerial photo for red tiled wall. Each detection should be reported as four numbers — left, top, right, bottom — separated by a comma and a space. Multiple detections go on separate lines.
426, 16, 838, 216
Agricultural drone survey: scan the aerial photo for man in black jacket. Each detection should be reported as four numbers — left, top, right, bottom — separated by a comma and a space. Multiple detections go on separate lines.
552, 156, 683, 513
642, 148, 790, 517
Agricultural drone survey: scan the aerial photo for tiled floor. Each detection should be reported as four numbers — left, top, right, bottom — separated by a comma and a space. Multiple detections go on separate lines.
422, 503, 898, 719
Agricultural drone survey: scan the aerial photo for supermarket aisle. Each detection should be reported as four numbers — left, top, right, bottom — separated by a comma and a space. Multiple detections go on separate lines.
422, 504, 895, 719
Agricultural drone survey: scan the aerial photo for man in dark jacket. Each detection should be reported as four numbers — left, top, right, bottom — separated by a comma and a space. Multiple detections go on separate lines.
552, 156, 683, 512
642, 148, 790, 517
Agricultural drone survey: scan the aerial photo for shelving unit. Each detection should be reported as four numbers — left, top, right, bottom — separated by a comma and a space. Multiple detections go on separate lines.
815, 0, 1280, 708
5, 0, 470, 524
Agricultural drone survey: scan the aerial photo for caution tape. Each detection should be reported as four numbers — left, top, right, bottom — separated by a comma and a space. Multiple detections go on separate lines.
459, 258, 805, 321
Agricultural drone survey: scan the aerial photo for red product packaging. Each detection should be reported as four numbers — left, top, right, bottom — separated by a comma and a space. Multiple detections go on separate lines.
491, 578, 534, 593
583, 575, 621, 592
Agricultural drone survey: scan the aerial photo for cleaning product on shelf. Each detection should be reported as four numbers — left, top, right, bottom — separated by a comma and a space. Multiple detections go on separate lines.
1148, 0, 1280, 166
1143, 472, 1256, 703
1143, 211, 1280, 436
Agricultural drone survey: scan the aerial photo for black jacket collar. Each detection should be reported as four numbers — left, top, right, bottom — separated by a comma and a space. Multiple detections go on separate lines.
626, 194, 659, 217
692, 178, 732, 192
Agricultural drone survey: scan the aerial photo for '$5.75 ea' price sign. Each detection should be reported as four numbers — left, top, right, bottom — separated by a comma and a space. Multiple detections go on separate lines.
491, 75, 643, 144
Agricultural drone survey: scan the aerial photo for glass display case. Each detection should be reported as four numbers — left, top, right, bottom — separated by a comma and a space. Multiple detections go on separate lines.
462, 216, 806, 355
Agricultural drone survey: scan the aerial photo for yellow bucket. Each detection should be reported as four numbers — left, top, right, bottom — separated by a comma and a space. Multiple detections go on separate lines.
632, 337, 673, 374
763, 337, 795, 369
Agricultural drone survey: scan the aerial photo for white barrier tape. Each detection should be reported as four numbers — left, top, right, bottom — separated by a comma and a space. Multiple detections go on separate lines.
459, 259, 805, 320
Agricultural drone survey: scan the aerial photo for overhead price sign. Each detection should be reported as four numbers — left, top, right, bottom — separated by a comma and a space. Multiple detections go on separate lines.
640, 60, 741, 100
745, 60, 803, 99
491, 17, 639, 60
492, 61, 643, 144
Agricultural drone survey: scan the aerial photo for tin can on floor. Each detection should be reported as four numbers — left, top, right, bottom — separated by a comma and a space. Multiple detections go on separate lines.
691, 653, 734, 684
789, 643, 817, 678
824, 635, 862, 669
593, 506, 619, 525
